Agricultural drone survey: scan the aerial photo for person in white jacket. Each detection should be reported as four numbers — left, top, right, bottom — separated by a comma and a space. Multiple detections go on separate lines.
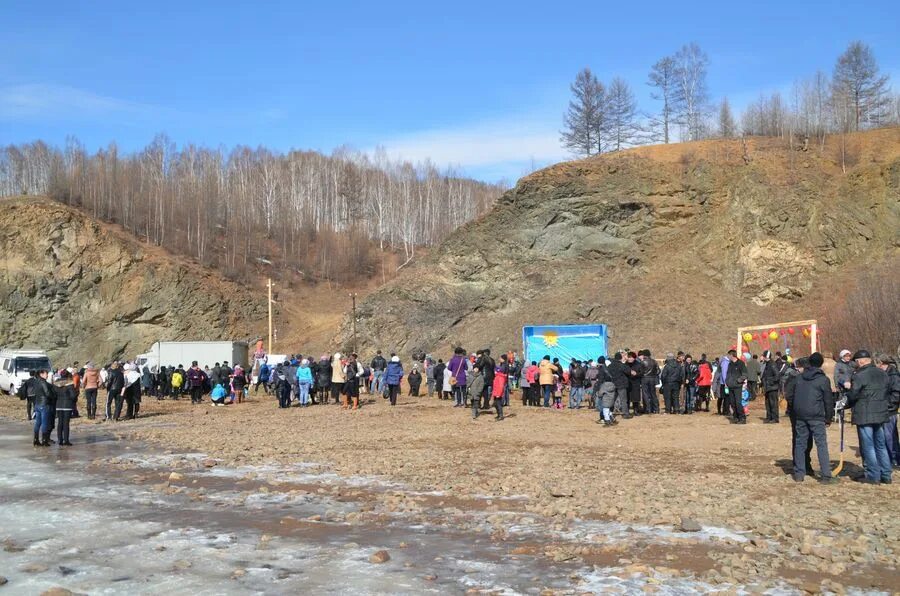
330, 353, 346, 404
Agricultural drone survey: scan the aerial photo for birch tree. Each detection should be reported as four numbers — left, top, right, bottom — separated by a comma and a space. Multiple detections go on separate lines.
673, 43, 710, 141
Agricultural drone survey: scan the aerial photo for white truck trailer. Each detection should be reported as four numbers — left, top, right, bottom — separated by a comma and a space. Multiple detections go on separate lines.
136, 341, 248, 372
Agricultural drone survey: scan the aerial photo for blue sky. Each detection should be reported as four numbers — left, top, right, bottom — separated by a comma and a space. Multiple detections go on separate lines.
1, 0, 898, 182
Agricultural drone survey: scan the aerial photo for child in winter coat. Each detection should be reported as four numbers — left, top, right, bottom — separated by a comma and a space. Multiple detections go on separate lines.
741, 380, 751, 415
553, 374, 564, 409
491, 366, 508, 421
231, 365, 247, 404
442, 366, 453, 400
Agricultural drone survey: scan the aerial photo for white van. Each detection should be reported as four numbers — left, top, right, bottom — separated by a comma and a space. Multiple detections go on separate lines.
0, 349, 53, 394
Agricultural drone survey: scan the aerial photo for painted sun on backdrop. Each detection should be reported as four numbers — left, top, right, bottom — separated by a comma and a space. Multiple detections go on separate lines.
543, 332, 559, 347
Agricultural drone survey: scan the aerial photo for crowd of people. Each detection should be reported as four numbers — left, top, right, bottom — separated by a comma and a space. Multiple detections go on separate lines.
14, 344, 899, 486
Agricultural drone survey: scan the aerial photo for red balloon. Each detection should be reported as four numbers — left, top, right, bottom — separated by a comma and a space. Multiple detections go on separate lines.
752, 333, 759, 340
788, 327, 795, 334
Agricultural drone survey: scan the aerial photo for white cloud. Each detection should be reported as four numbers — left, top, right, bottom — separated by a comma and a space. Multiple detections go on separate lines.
373, 115, 569, 172
0, 83, 156, 121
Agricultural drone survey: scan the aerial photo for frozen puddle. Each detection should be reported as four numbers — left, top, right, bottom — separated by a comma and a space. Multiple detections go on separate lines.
1, 420, 789, 594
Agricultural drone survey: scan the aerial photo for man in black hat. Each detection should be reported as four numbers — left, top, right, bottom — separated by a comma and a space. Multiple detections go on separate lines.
788, 353, 836, 483
846, 350, 892, 484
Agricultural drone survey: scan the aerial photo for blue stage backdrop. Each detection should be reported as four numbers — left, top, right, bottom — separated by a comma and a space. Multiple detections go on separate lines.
522, 324, 609, 365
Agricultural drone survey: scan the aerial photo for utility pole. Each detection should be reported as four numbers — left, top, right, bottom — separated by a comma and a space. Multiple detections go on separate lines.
267, 278, 274, 353
349, 293, 358, 354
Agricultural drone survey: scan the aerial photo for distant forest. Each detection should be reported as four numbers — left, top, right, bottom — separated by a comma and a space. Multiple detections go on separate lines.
561, 40, 900, 156
0, 140, 504, 283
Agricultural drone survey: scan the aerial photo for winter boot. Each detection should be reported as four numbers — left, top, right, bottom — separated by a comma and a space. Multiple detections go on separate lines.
33, 431, 40, 446
41, 432, 51, 446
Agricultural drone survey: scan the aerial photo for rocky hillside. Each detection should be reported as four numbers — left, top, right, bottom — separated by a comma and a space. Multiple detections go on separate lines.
0, 197, 265, 365
345, 128, 900, 356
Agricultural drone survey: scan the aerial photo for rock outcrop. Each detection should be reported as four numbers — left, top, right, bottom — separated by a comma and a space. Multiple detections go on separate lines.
345, 129, 900, 356
0, 197, 265, 364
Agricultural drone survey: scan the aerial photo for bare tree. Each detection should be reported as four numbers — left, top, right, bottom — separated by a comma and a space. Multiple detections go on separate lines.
718, 97, 736, 138
647, 56, 677, 144
673, 43, 711, 141
560, 67, 605, 157
605, 77, 638, 151
0, 137, 505, 284
740, 93, 788, 138
832, 41, 891, 131
792, 72, 831, 145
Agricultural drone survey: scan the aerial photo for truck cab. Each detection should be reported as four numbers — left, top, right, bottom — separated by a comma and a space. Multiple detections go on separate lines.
0, 349, 53, 394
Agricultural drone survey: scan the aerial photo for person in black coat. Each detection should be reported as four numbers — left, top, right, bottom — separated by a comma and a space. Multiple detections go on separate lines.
407, 366, 422, 396
105, 362, 125, 420
682, 355, 699, 414
53, 370, 78, 446
316, 356, 332, 404
432, 360, 446, 399
640, 351, 660, 414
476, 350, 495, 409
784, 358, 813, 478
788, 353, 835, 483
760, 351, 786, 423
875, 354, 900, 467
19, 369, 55, 446
607, 353, 631, 418
659, 355, 684, 414
18, 370, 37, 421
625, 352, 643, 415
846, 350, 892, 484
724, 350, 748, 424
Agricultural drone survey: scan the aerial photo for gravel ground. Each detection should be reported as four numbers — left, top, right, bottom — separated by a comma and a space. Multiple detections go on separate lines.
2, 390, 897, 593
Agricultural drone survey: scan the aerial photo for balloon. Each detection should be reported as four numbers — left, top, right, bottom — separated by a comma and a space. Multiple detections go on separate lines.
788, 327, 795, 335
729, 344, 737, 351
802, 328, 811, 338
742, 332, 753, 343
769, 331, 779, 340
752, 333, 759, 340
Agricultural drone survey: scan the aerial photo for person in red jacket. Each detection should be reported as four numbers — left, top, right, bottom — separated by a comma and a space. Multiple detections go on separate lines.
695, 354, 713, 412
491, 356, 509, 421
